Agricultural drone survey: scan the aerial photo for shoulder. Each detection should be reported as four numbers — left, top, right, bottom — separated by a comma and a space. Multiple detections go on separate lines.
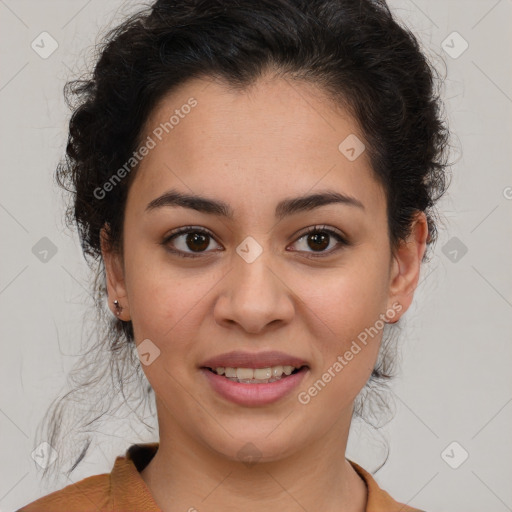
16, 472, 112, 512
348, 460, 428, 512
15, 444, 161, 512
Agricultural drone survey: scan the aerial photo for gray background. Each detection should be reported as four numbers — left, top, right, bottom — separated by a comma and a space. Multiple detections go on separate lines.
1, 1, 511, 511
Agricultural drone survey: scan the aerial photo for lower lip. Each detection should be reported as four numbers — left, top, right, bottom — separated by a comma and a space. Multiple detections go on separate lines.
200, 367, 309, 406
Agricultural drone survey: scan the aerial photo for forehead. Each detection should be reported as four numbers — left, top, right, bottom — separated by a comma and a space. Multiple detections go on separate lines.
129, 75, 386, 220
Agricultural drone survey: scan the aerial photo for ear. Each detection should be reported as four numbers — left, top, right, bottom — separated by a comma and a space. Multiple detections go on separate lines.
100, 224, 131, 321
386, 211, 428, 322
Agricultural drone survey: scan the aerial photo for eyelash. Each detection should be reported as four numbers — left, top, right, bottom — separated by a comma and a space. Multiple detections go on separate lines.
161, 224, 349, 259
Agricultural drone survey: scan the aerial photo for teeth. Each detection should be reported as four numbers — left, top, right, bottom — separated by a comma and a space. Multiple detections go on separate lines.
212, 365, 299, 383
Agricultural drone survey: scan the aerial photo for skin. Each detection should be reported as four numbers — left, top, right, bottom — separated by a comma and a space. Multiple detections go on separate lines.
101, 73, 428, 512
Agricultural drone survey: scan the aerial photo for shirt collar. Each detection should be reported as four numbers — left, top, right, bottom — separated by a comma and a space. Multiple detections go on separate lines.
110, 442, 161, 511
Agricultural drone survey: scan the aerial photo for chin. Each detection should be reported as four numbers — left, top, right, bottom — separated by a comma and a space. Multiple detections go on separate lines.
198, 422, 310, 465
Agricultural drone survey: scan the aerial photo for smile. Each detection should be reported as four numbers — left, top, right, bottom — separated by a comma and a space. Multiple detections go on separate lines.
201, 365, 309, 406
206, 365, 303, 383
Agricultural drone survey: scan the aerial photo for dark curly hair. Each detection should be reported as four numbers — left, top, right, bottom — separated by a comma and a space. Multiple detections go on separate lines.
38, 0, 452, 483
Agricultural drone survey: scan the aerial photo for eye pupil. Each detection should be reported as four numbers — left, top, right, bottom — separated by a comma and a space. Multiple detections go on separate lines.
308, 232, 329, 251
187, 232, 209, 252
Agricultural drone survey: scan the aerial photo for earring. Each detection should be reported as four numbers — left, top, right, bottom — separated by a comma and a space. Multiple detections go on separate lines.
113, 299, 123, 316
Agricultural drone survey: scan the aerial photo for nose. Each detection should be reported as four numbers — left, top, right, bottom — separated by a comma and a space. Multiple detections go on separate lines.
213, 246, 295, 334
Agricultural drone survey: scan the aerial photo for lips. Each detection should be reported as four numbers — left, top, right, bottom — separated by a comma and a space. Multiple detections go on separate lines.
200, 365, 309, 406
200, 350, 309, 370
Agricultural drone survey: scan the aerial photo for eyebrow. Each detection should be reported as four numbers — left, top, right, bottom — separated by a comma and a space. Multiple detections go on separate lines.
145, 188, 365, 220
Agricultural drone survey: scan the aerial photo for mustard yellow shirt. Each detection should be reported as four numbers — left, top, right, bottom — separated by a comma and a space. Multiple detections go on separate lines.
17, 442, 425, 511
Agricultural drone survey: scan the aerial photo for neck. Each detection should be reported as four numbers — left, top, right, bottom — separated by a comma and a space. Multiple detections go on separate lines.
140, 402, 367, 512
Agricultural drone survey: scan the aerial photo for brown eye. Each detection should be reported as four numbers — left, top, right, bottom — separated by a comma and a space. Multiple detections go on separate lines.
306, 232, 330, 252
162, 226, 222, 258
289, 226, 348, 257
184, 232, 210, 252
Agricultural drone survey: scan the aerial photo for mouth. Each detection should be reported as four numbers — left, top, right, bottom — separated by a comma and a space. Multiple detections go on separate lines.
199, 350, 310, 405
200, 364, 309, 406
202, 364, 308, 384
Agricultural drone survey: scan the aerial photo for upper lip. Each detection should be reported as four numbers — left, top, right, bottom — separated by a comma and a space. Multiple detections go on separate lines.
200, 350, 309, 369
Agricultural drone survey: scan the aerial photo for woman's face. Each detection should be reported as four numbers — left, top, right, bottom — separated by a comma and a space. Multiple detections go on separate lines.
103, 74, 426, 462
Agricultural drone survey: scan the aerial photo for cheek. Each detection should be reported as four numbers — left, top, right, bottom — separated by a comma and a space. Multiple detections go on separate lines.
125, 266, 204, 394
122, 240, 190, 323
123, 252, 223, 366
128, 273, 198, 339
296, 276, 386, 412
293, 263, 389, 403
297, 263, 388, 341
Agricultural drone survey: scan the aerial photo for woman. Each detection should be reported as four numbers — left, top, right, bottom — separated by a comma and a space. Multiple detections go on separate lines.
18, 0, 450, 510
